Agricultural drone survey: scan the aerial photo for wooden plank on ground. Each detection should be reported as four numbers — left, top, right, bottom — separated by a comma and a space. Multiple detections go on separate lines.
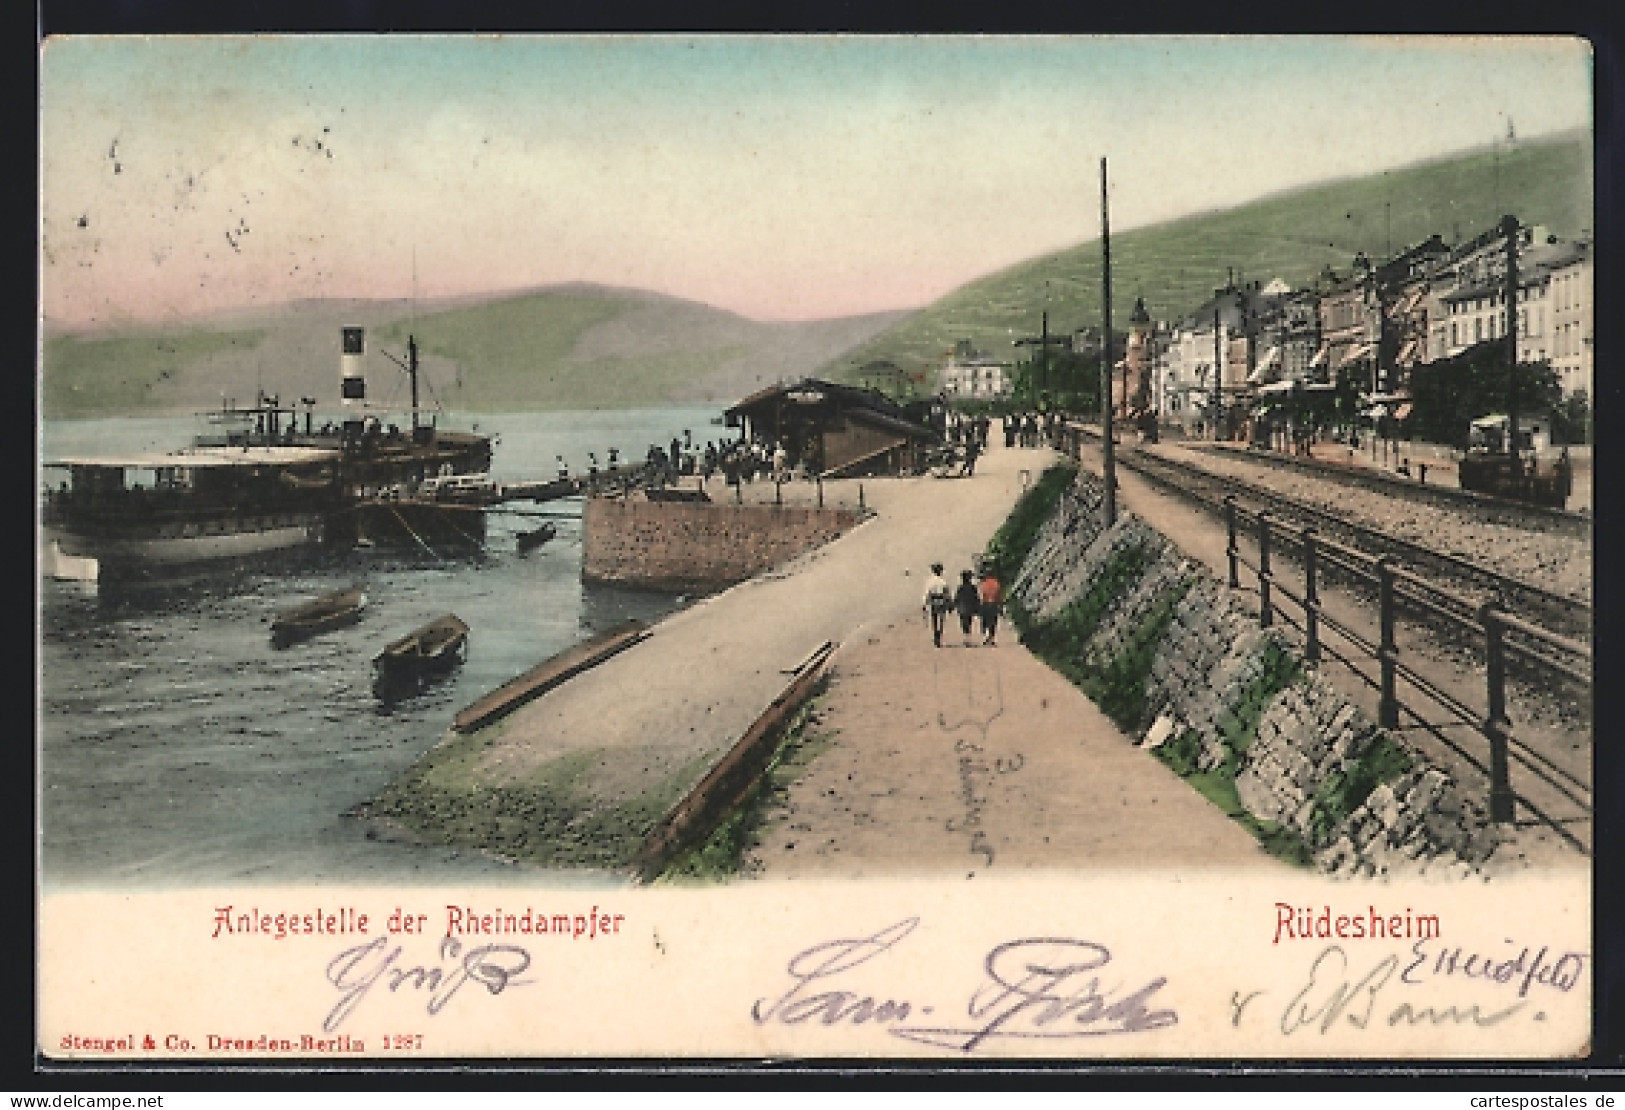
451, 619, 649, 734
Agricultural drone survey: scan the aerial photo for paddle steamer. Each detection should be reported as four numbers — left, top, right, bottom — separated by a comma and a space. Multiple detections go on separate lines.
42, 329, 493, 582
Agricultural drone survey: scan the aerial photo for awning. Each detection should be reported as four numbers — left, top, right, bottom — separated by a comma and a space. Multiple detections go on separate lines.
1393, 403, 1414, 421
1309, 347, 1329, 368
1397, 339, 1420, 364
1344, 342, 1374, 362
1257, 379, 1299, 396
1362, 404, 1389, 420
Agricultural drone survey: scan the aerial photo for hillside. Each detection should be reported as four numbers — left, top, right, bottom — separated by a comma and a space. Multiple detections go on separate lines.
820, 132, 1592, 387
40, 133, 1589, 419
39, 286, 910, 419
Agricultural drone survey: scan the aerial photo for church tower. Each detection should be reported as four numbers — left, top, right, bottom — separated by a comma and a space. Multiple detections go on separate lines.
1123, 295, 1153, 415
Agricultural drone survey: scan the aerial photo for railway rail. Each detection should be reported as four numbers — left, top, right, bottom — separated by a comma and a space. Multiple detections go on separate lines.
1061, 424, 1592, 857
1189, 441, 1592, 540
1127, 446, 1590, 641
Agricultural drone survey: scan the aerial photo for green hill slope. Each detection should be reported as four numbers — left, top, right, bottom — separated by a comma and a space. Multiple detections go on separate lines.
40, 286, 909, 419
822, 133, 1592, 386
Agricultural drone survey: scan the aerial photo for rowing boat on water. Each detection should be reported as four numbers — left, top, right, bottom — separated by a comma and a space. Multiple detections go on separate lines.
516, 521, 558, 552
271, 586, 366, 648
372, 613, 469, 694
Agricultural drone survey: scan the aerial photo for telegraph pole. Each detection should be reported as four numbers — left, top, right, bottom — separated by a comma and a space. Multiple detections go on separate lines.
1100, 157, 1117, 527
1041, 309, 1050, 398
1212, 304, 1223, 441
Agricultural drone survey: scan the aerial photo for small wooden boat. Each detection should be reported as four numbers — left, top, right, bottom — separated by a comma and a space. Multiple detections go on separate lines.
271, 586, 366, 648
372, 613, 469, 694
515, 521, 558, 552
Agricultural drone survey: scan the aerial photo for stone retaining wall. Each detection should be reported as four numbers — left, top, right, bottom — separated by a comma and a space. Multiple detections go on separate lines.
582, 496, 862, 592
1010, 468, 1498, 877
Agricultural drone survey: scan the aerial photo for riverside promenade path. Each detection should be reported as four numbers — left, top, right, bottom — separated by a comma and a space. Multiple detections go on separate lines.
742, 609, 1279, 879
459, 434, 1280, 875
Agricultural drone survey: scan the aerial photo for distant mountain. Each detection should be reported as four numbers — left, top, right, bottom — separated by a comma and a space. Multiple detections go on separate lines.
39, 285, 912, 419
40, 132, 1589, 419
819, 131, 1592, 387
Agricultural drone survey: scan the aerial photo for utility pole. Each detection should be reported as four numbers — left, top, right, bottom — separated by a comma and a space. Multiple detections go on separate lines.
1013, 322, 1069, 402
1100, 157, 1117, 528
1041, 309, 1050, 398
1212, 304, 1223, 441
1503, 213, 1520, 469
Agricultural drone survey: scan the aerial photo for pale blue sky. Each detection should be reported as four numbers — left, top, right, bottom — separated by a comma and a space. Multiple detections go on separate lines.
40, 35, 1592, 327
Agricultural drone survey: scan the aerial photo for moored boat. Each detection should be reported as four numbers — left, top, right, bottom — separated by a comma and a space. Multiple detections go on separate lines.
515, 521, 558, 552
271, 586, 366, 648
41, 328, 494, 582
372, 613, 469, 695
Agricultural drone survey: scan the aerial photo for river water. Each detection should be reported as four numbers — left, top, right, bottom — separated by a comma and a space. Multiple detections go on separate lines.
38, 407, 722, 890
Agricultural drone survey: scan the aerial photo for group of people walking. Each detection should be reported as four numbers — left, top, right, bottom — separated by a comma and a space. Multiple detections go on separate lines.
922, 562, 1003, 648
1003, 411, 1058, 450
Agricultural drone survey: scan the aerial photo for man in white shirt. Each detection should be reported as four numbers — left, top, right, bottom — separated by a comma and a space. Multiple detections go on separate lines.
922, 562, 950, 648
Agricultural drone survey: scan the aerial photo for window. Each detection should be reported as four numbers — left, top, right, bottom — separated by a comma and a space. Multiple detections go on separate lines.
1475, 318, 1483, 342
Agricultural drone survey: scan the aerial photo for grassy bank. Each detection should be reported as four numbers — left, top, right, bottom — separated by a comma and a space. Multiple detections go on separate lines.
655, 680, 833, 883
982, 460, 1078, 583
363, 723, 713, 869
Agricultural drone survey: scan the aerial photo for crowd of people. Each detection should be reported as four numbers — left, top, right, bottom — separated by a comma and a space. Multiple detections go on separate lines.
572, 405, 1066, 492
1000, 411, 1063, 449
570, 431, 811, 491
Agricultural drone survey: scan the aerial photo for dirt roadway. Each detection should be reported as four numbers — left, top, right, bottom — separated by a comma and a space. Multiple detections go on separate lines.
742, 615, 1280, 879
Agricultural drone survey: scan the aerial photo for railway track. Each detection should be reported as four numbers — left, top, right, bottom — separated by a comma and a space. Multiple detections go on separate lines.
1069, 434, 1593, 858
1125, 445, 1591, 646
1189, 441, 1592, 540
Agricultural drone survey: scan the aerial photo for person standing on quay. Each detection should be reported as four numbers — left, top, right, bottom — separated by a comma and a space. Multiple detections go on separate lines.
978, 568, 1003, 646
923, 562, 951, 648
953, 569, 980, 647
961, 435, 981, 477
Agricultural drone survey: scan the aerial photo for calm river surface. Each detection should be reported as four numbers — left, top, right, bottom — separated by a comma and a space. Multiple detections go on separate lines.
38, 407, 722, 889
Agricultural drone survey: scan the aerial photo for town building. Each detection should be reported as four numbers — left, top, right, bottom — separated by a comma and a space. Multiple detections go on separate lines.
723, 378, 938, 478
1545, 241, 1593, 398
939, 340, 1014, 400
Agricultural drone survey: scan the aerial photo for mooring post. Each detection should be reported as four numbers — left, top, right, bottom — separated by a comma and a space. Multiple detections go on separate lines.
1302, 527, 1320, 665
859, 484, 865, 511
1480, 601, 1516, 823
775, 478, 782, 507
816, 476, 824, 508
1376, 555, 1400, 729
1224, 495, 1240, 589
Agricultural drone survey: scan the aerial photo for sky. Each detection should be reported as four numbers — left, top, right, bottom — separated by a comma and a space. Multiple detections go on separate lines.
39, 35, 1592, 329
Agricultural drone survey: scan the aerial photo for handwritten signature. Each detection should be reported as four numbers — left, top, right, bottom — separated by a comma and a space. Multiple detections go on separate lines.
324, 936, 531, 1032
751, 918, 1176, 1051
1230, 945, 1531, 1034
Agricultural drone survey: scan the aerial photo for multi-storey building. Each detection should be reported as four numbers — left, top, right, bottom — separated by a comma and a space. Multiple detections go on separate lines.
1545, 240, 1593, 397
1153, 279, 1271, 434
940, 340, 1013, 399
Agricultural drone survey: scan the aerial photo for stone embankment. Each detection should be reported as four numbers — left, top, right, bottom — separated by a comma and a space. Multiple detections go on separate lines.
582, 494, 864, 592
1010, 468, 1501, 878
